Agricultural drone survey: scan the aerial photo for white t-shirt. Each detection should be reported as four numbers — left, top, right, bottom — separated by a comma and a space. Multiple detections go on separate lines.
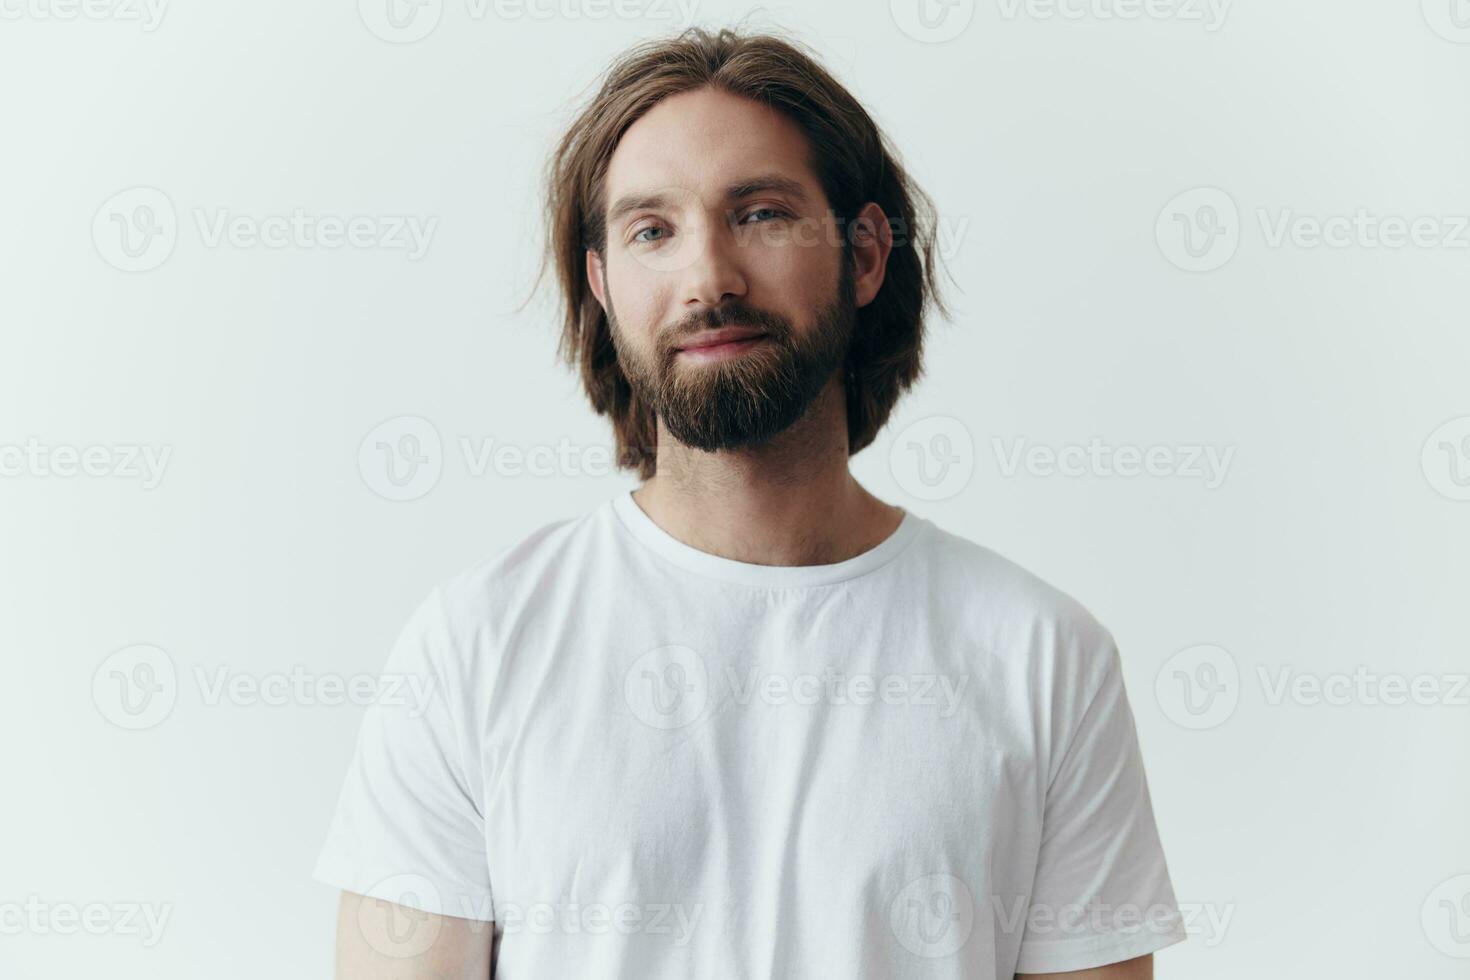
314, 490, 1186, 977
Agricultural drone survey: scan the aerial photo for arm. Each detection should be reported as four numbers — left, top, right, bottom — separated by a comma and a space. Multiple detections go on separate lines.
333, 890, 493, 980
1018, 952, 1152, 980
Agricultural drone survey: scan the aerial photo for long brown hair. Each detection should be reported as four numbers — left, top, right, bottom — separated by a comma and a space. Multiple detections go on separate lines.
533, 24, 952, 480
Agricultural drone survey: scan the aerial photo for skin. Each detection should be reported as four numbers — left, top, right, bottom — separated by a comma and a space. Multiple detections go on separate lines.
332, 890, 491, 980
1017, 955, 1153, 980
330, 84, 1158, 980
331, 887, 1151, 980
585, 85, 904, 567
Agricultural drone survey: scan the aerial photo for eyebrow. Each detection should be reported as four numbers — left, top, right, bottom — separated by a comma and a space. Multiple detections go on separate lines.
606, 175, 810, 227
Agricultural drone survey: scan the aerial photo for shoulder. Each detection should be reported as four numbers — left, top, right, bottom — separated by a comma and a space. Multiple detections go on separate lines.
439, 503, 606, 630
916, 518, 1120, 686
393, 504, 605, 675
923, 520, 1114, 643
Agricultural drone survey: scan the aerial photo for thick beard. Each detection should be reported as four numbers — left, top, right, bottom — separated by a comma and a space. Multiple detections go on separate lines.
609, 259, 856, 454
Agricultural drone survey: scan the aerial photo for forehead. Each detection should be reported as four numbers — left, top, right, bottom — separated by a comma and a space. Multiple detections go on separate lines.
603, 86, 822, 210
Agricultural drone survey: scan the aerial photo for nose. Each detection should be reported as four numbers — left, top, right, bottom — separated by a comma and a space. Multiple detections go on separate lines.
682, 212, 748, 311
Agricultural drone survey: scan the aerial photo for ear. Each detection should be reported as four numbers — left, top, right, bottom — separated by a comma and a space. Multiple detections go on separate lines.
585, 249, 608, 312
848, 202, 893, 309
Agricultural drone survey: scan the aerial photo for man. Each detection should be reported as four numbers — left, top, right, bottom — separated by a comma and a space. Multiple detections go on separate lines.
314, 26, 1185, 979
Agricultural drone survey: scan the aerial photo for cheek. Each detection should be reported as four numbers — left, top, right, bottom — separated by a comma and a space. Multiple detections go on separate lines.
758, 213, 841, 279
605, 255, 666, 335
751, 239, 840, 312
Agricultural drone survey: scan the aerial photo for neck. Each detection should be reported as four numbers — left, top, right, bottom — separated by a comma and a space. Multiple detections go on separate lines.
630, 375, 905, 567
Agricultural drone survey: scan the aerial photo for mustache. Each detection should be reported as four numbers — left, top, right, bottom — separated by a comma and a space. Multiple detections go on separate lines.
665, 303, 789, 346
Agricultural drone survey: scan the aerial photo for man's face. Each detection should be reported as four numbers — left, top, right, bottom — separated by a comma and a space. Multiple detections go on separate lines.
588, 86, 857, 453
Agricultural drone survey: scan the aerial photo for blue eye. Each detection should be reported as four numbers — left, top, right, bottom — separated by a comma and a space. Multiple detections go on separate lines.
632, 209, 787, 246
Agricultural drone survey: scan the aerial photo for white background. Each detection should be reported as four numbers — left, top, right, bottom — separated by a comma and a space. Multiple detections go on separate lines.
2, 0, 1468, 977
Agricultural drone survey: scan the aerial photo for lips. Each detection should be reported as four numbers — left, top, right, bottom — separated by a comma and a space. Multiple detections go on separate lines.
675, 326, 769, 351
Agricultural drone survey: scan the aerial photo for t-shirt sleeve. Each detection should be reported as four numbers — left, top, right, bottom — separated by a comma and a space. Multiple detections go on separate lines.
311, 585, 495, 922
1014, 638, 1186, 974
